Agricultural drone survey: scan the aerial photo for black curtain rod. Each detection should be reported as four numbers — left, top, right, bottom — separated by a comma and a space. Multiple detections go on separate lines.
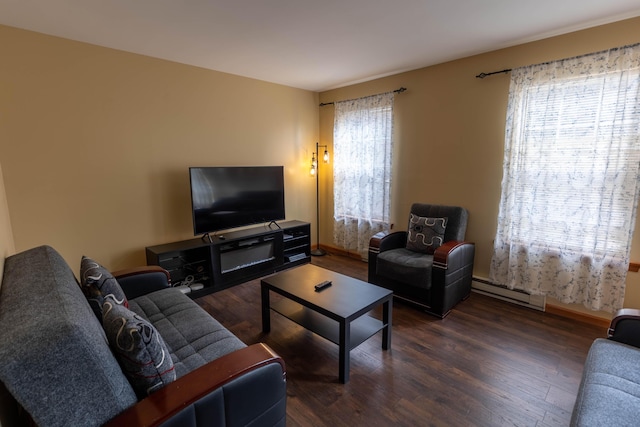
476, 69, 512, 79
476, 42, 640, 80
319, 87, 406, 107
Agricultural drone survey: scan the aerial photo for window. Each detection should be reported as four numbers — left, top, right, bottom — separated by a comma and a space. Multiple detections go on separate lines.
489, 44, 640, 312
333, 92, 394, 258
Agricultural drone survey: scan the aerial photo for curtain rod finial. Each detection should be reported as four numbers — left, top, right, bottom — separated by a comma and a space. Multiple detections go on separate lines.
476, 69, 511, 79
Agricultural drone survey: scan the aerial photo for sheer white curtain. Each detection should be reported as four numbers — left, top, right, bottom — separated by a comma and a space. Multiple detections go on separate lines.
333, 92, 394, 258
489, 44, 640, 313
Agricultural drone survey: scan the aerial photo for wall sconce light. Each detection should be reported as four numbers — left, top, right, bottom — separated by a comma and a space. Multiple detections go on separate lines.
310, 142, 329, 256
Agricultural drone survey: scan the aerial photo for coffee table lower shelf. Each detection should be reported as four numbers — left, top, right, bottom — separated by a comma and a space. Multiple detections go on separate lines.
271, 299, 385, 351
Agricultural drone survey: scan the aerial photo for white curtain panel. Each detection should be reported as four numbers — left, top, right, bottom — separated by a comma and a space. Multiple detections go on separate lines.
333, 92, 394, 259
489, 44, 640, 312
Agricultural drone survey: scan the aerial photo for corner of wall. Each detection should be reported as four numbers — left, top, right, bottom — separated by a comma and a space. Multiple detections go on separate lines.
0, 162, 17, 426
0, 161, 16, 282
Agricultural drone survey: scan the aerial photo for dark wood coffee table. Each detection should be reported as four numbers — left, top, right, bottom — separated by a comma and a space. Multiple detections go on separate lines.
261, 264, 392, 383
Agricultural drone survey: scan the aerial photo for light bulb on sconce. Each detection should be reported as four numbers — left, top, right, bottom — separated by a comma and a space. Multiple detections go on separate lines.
310, 153, 317, 176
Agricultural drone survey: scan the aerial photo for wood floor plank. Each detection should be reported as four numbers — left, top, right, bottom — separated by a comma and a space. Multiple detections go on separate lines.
195, 254, 603, 427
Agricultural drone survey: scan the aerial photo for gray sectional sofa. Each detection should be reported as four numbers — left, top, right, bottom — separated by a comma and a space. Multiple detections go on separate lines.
0, 245, 286, 427
571, 309, 640, 426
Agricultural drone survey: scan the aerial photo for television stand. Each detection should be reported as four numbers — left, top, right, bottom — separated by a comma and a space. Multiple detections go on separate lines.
145, 220, 311, 298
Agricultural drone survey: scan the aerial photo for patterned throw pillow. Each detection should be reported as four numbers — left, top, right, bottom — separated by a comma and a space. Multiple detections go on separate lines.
102, 297, 176, 397
406, 214, 448, 254
80, 256, 128, 322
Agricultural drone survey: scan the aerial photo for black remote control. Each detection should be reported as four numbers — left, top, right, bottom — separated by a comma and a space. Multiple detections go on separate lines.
314, 280, 332, 292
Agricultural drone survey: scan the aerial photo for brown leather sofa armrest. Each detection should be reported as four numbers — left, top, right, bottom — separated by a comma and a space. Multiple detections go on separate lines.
103, 343, 285, 427
608, 308, 640, 337
112, 265, 171, 283
433, 241, 474, 269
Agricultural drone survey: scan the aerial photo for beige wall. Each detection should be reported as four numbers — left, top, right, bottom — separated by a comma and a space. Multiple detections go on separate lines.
0, 25, 319, 271
319, 17, 640, 318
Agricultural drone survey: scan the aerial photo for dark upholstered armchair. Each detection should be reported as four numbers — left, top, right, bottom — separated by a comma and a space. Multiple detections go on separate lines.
368, 203, 475, 318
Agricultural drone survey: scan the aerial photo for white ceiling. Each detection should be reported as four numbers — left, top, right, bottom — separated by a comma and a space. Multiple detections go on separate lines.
1, 1, 640, 91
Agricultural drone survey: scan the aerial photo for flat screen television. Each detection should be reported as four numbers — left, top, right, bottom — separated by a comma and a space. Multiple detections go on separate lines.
189, 166, 285, 236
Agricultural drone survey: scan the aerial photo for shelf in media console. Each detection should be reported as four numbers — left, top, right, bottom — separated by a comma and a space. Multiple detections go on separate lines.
145, 220, 310, 297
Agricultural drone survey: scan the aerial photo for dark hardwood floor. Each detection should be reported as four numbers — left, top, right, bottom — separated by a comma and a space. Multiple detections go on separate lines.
195, 253, 605, 427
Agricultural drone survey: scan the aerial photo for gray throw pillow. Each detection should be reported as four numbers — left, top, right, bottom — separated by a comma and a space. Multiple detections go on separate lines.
102, 297, 176, 397
406, 214, 448, 254
80, 256, 128, 322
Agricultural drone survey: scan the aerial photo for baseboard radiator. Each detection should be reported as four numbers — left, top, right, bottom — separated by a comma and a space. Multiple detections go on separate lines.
471, 277, 546, 311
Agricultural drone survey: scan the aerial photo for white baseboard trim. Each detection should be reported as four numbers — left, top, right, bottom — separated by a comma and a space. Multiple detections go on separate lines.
472, 276, 545, 311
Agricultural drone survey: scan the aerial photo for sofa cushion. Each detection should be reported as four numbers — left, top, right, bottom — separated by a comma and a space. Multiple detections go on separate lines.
0, 246, 137, 427
128, 287, 247, 378
376, 247, 433, 290
102, 297, 176, 397
406, 214, 447, 254
80, 256, 128, 322
571, 338, 640, 426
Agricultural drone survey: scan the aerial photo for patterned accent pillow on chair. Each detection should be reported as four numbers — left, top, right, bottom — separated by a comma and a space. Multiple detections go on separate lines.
80, 256, 128, 322
406, 214, 448, 254
102, 297, 176, 397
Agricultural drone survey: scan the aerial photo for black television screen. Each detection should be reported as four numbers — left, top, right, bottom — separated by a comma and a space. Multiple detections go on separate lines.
189, 166, 285, 235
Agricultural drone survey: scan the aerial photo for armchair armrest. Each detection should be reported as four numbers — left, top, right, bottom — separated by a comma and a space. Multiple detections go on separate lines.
433, 241, 475, 270
369, 230, 407, 254
608, 308, 640, 348
430, 240, 475, 317
112, 265, 172, 299
104, 343, 286, 427
112, 265, 171, 282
